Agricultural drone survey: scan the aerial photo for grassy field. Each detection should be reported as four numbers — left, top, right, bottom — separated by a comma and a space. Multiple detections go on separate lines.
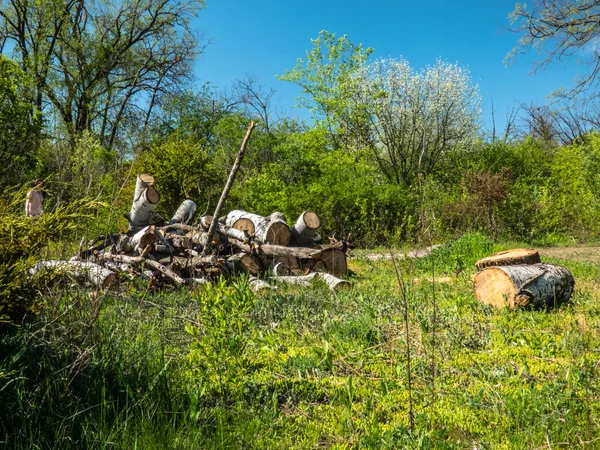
1, 233, 600, 449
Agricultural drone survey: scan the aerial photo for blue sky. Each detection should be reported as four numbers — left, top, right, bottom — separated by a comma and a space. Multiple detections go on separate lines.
193, 0, 583, 132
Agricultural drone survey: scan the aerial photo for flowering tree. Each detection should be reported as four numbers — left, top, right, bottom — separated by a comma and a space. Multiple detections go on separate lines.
354, 58, 482, 185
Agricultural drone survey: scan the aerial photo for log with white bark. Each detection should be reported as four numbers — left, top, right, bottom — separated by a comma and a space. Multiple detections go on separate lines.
248, 276, 277, 292
226, 210, 291, 246
364, 244, 444, 261
226, 236, 343, 260
29, 260, 118, 289
126, 174, 160, 231
474, 263, 575, 309
475, 249, 541, 271
269, 272, 349, 291
291, 211, 321, 245
143, 259, 187, 285
170, 199, 197, 225
130, 226, 159, 253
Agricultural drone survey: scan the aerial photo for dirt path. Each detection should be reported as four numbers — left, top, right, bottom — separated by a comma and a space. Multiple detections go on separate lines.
537, 246, 600, 263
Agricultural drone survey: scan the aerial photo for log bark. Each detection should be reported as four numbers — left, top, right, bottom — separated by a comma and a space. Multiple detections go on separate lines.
248, 276, 276, 292
226, 236, 343, 259
291, 211, 321, 245
226, 210, 291, 246
270, 272, 349, 291
475, 248, 541, 271
364, 244, 444, 261
29, 260, 118, 289
127, 174, 160, 231
170, 199, 197, 225
143, 259, 187, 285
130, 225, 159, 253
474, 263, 575, 309
311, 248, 347, 277
226, 252, 263, 276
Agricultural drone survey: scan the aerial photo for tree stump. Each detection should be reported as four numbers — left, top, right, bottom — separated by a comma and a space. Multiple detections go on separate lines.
475, 248, 541, 271
474, 263, 574, 309
226, 210, 291, 246
127, 174, 160, 231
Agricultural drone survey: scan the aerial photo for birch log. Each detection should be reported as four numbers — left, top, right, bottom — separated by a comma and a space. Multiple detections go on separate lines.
291, 211, 321, 245
226, 210, 291, 246
130, 226, 159, 253
127, 174, 160, 231
270, 272, 349, 291
29, 260, 118, 289
474, 263, 574, 309
170, 199, 197, 225
475, 249, 541, 271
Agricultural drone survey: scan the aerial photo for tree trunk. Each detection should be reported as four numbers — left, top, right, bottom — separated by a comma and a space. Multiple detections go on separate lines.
226, 210, 291, 246
226, 236, 343, 260
29, 260, 118, 289
270, 272, 349, 291
475, 248, 541, 271
127, 174, 160, 231
170, 199, 196, 225
474, 263, 574, 309
291, 211, 321, 245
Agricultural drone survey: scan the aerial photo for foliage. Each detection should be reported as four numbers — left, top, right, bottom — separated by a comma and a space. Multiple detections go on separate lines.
508, 0, 600, 98
354, 58, 482, 185
3, 236, 600, 447
278, 30, 373, 150
0, 55, 42, 188
0, 0, 205, 149
0, 190, 103, 323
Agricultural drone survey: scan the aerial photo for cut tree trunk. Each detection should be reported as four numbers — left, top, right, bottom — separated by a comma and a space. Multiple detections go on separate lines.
270, 272, 349, 292
127, 174, 160, 231
474, 263, 574, 309
311, 248, 347, 277
29, 260, 118, 289
475, 248, 541, 271
226, 210, 291, 246
226, 236, 343, 260
226, 252, 263, 275
170, 199, 196, 225
291, 211, 321, 245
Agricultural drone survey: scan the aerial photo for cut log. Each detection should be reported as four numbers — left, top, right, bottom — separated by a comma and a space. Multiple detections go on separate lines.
200, 215, 213, 231
474, 263, 574, 309
364, 244, 444, 261
248, 276, 276, 292
165, 233, 192, 249
226, 252, 263, 276
144, 259, 187, 285
270, 272, 349, 292
475, 248, 541, 271
29, 260, 118, 289
127, 174, 160, 231
291, 211, 321, 245
269, 212, 288, 223
130, 225, 159, 253
226, 210, 291, 246
170, 199, 197, 225
312, 248, 347, 277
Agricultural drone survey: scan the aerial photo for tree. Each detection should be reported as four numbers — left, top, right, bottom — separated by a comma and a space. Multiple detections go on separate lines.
354, 58, 482, 185
278, 30, 373, 150
0, 0, 204, 151
508, 0, 600, 98
0, 55, 41, 188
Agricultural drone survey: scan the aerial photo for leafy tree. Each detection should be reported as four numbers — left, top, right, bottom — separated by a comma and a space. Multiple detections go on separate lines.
354, 58, 482, 185
0, 0, 204, 150
508, 0, 600, 98
0, 55, 41, 188
278, 30, 373, 150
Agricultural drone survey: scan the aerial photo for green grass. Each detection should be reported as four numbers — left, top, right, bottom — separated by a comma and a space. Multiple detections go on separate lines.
2, 233, 600, 448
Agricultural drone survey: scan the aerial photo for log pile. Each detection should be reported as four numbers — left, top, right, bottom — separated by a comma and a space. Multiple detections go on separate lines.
29, 174, 351, 293
474, 249, 574, 309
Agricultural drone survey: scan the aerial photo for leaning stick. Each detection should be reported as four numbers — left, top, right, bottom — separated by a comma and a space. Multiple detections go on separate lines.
202, 121, 256, 255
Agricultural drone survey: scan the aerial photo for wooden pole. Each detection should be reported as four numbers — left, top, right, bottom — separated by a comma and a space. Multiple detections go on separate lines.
202, 121, 256, 255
